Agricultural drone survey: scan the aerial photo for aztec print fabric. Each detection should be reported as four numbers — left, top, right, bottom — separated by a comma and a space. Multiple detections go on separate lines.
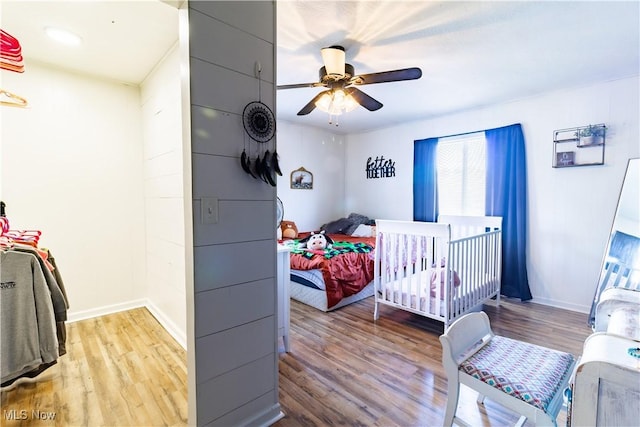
460, 336, 575, 412
291, 241, 373, 260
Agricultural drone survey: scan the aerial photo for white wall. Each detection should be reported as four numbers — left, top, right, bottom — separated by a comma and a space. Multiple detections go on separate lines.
140, 43, 187, 347
344, 126, 414, 222
0, 48, 188, 346
1, 62, 147, 317
276, 121, 346, 232
345, 76, 640, 313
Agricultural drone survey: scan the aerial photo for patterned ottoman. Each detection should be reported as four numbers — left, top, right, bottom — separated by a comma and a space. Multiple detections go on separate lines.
459, 335, 575, 413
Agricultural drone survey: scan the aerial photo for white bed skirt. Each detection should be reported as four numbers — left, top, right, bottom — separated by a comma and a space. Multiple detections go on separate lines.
290, 279, 375, 312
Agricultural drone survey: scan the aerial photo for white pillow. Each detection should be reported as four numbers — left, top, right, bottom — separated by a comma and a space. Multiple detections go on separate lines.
351, 224, 373, 237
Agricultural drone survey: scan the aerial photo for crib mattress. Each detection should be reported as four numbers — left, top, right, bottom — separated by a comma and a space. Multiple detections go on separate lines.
379, 273, 496, 316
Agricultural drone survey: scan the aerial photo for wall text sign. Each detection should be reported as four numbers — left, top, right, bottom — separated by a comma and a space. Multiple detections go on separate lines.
366, 156, 396, 179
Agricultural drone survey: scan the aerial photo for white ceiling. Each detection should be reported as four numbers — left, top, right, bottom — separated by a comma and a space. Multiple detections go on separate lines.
2, 1, 638, 135
1, 0, 179, 85
277, 1, 640, 134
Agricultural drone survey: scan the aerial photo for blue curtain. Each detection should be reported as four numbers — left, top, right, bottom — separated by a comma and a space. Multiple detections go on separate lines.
413, 138, 439, 221
485, 124, 532, 300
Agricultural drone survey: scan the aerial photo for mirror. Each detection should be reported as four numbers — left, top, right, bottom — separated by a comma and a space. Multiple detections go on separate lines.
588, 158, 640, 326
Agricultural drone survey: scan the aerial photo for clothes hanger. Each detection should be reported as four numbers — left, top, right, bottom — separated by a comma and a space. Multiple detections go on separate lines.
0, 88, 28, 108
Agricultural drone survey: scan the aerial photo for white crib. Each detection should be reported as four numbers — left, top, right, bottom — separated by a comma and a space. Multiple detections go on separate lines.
373, 215, 502, 329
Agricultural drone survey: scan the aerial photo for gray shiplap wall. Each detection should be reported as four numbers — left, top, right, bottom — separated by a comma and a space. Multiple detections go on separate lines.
186, 2, 280, 425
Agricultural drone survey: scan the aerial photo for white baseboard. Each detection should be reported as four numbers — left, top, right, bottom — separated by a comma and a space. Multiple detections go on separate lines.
67, 299, 147, 323
530, 296, 590, 314
145, 301, 187, 350
67, 299, 186, 350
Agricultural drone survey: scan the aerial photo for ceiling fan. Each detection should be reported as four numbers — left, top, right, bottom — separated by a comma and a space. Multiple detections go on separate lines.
277, 46, 422, 117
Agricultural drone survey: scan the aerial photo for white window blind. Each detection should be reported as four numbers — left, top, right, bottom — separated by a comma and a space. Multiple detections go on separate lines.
436, 132, 486, 216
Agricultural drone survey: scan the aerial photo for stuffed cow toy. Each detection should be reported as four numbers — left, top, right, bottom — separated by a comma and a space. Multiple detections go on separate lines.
299, 230, 334, 250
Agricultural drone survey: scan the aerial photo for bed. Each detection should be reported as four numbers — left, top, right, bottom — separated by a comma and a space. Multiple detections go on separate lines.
373, 215, 502, 329
286, 232, 377, 312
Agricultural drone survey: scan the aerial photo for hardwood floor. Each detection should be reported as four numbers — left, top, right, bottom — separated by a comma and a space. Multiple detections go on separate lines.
275, 297, 592, 427
1, 308, 188, 427
1, 298, 592, 427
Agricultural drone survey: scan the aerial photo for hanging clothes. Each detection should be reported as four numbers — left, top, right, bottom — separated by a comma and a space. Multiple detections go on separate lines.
12, 245, 69, 356
0, 206, 68, 387
44, 248, 69, 355
0, 250, 59, 384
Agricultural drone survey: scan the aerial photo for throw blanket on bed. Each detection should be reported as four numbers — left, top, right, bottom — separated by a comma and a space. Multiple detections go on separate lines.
287, 234, 376, 309
290, 241, 373, 260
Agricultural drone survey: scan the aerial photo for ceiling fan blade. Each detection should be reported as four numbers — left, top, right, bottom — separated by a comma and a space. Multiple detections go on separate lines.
277, 82, 325, 90
345, 87, 383, 111
351, 67, 422, 85
297, 90, 330, 115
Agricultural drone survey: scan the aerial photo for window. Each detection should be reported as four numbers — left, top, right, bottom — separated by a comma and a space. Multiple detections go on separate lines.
436, 132, 486, 216
414, 124, 531, 299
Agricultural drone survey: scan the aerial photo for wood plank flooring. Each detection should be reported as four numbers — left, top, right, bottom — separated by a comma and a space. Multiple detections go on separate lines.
1, 308, 188, 427
1, 298, 592, 427
275, 297, 592, 427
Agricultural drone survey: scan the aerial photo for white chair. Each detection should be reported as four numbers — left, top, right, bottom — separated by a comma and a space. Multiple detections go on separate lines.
439, 311, 576, 427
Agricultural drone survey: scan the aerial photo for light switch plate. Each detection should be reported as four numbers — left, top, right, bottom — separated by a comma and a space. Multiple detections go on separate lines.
202, 197, 218, 224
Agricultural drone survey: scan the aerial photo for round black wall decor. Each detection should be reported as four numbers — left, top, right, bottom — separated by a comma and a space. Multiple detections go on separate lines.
243, 101, 276, 143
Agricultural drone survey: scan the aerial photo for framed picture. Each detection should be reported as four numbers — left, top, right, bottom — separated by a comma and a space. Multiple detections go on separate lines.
290, 167, 313, 189
556, 151, 575, 167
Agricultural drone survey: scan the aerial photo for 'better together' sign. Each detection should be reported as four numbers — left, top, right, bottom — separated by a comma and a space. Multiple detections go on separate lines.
366, 156, 395, 179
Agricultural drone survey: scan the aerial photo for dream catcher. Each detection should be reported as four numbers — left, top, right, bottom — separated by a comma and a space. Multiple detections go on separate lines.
240, 62, 281, 186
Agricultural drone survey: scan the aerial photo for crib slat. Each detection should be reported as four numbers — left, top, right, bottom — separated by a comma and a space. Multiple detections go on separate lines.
416, 235, 423, 312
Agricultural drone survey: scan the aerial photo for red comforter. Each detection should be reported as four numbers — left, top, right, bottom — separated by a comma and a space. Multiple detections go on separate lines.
288, 234, 376, 309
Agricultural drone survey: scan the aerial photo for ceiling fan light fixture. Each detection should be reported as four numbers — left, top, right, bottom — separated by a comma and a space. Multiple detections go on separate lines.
315, 91, 343, 116
343, 93, 358, 112
315, 92, 333, 112
334, 89, 358, 113
321, 46, 345, 76
315, 89, 358, 117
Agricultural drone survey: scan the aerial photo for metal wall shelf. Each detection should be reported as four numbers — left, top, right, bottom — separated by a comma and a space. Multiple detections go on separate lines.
553, 124, 606, 168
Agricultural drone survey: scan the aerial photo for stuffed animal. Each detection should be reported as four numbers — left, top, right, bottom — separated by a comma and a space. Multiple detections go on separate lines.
430, 258, 461, 297
298, 230, 334, 250
280, 220, 298, 239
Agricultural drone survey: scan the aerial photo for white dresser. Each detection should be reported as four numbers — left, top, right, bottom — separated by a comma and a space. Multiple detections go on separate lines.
570, 288, 640, 426
277, 245, 291, 352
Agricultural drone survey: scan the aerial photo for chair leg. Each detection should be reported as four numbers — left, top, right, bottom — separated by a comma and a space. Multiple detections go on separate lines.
476, 393, 485, 404
443, 380, 460, 427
